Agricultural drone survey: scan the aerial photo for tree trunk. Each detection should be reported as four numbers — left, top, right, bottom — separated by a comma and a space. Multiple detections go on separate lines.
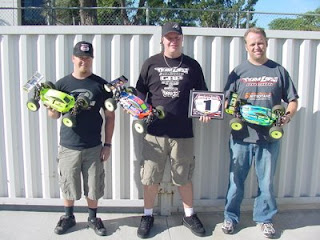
79, 0, 98, 25
119, 0, 131, 25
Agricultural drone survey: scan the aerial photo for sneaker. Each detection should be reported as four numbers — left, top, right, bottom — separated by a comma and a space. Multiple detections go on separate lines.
137, 215, 154, 238
182, 214, 206, 237
260, 223, 275, 238
222, 219, 235, 234
54, 215, 76, 235
88, 217, 107, 236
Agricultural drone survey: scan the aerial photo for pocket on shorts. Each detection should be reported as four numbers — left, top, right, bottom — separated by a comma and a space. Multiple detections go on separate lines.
58, 169, 69, 194
188, 156, 196, 181
98, 167, 105, 197
57, 146, 69, 161
140, 159, 144, 179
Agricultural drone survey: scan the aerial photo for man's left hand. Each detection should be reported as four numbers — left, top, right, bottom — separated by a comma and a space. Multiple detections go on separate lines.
100, 146, 111, 162
199, 115, 211, 123
280, 114, 291, 126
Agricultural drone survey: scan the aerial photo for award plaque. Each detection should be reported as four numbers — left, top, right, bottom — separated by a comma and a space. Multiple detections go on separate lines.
188, 90, 225, 119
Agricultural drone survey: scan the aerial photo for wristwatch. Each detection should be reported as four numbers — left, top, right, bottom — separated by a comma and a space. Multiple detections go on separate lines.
103, 143, 112, 147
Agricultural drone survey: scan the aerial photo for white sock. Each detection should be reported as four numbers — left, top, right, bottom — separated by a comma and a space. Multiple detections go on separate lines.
184, 207, 194, 217
144, 208, 153, 216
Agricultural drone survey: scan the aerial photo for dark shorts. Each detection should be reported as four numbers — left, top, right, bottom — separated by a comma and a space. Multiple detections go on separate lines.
57, 145, 105, 200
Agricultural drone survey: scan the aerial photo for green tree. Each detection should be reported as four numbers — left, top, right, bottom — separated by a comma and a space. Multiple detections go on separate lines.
188, 0, 258, 28
48, 0, 98, 25
80, 0, 98, 25
46, 0, 259, 27
96, 0, 138, 25
268, 8, 320, 31
125, 0, 258, 27
97, 0, 163, 25
44, 0, 80, 25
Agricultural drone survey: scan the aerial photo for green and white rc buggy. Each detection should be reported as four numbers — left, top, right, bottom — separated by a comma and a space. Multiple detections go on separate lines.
225, 92, 286, 140
23, 72, 90, 127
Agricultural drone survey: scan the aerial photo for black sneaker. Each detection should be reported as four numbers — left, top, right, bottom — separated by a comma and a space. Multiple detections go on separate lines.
88, 217, 107, 236
182, 214, 206, 237
137, 215, 154, 238
54, 215, 76, 235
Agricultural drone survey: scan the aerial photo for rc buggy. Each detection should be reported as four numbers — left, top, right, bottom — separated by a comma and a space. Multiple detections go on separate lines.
225, 92, 286, 140
23, 71, 90, 127
104, 75, 166, 134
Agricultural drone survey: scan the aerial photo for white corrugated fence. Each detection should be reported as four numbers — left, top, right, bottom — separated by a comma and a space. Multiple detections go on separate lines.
0, 26, 319, 214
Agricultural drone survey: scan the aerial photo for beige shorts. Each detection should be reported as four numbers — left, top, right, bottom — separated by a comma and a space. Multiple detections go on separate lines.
140, 134, 195, 186
57, 145, 105, 200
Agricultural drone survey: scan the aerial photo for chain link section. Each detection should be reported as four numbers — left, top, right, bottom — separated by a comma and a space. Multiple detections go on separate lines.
0, 6, 319, 30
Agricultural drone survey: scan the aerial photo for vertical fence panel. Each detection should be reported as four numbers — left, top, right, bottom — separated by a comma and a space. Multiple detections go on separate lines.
310, 43, 320, 197
2, 34, 25, 198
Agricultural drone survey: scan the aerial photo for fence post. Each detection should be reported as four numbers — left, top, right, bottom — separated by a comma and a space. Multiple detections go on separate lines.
145, 2, 149, 25
158, 160, 174, 215
246, 10, 250, 28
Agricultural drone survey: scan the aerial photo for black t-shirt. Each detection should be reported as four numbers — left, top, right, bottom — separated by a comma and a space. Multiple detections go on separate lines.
55, 73, 111, 150
136, 53, 208, 138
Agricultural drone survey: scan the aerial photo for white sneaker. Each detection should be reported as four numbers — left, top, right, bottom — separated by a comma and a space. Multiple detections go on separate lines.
222, 220, 235, 234
260, 223, 275, 238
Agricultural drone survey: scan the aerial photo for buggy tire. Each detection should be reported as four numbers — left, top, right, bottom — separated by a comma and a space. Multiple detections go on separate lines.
77, 95, 90, 109
104, 98, 117, 112
155, 106, 166, 119
133, 120, 146, 134
27, 99, 40, 112
104, 83, 113, 93
230, 118, 243, 131
126, 87, 137, 96
272, 105, 285, 115
62, 113, 76, 128
42, 81, 56, 89
269, 126, 284, 140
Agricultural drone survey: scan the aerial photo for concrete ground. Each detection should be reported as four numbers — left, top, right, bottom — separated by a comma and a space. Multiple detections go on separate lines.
1, 208, 320, 240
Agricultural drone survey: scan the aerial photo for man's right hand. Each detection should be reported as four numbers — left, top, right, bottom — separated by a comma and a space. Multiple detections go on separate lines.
46, 105, 61, 119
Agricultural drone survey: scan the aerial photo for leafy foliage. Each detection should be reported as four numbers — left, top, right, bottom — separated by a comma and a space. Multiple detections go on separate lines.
51, 0, 259, 27
268, 8, 320, 31
46, 0, 319, 31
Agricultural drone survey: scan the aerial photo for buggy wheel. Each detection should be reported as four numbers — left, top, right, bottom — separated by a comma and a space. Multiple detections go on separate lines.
155, 106, 166, 119
104, 83, 113, 92
77, 95, 90, 110
272, 105, 285, 115
230, 118, 243, 131
133, 120, 146, 134
42, 81, 56, 89
269, 126, 284, 140
62, 113, 76, 128
27, 99, 40, 112
104, 98, 117, 112
126, 87, 137, 95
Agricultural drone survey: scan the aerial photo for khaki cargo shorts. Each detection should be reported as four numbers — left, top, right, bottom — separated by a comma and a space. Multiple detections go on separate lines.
140, 134, 195, 186
57, 145, 105, 200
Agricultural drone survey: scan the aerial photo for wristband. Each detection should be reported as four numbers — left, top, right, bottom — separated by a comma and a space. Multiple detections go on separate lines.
104, 143, 112, 147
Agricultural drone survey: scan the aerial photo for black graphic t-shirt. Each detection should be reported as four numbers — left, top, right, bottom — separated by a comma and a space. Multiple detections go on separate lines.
136, 53, 208, 138
55, 74, 111, 150
224, 60, 299, 143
